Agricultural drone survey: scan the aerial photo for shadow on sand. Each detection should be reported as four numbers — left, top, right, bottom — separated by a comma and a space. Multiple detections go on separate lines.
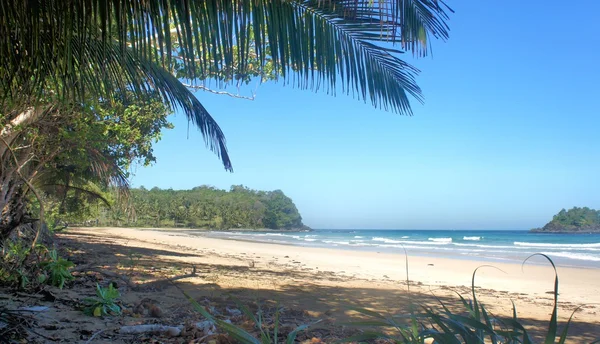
56, 230, 599, 343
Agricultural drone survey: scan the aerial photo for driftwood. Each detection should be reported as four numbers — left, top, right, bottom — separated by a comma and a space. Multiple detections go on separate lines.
119, 324, 183, 337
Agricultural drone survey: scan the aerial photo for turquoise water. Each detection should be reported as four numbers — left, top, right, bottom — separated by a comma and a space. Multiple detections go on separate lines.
196, 229, 600, 269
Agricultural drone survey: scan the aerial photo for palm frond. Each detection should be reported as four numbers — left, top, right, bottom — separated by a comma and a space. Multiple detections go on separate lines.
1, 0, 452, 169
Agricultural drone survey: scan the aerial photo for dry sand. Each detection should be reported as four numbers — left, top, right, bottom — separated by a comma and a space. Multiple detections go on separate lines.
59, 227, 600, 342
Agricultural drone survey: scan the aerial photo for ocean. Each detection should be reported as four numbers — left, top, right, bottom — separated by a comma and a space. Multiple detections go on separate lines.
194, 229, 600, 269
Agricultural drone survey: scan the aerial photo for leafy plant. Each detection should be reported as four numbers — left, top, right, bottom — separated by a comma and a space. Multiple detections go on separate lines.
181, 288, 317, 344
39, 249, 75, 289
3, 241, 30, 262
0, 241, 48, 289
83, 283, 122, 317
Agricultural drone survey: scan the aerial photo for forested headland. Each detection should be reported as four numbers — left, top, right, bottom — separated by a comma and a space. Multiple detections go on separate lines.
531, 207, 600, 233
96, 186, 308, 231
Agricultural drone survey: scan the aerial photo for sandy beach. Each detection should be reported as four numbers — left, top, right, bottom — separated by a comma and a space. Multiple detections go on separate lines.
56, 227, 600, 342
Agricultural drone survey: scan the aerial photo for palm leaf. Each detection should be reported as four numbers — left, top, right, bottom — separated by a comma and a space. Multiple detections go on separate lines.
522, 254, 560, 344
2, 0, 452, 170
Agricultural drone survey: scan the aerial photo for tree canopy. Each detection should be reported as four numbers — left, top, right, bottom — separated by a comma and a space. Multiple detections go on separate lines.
98, 185, 307, 230
532, 207, 600, 233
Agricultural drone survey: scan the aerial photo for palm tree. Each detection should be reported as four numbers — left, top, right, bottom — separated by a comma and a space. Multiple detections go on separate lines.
0, 0, 452, 238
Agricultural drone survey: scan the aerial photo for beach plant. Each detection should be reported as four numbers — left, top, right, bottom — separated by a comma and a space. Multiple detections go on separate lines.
341, 254, 588, 344
39, 249, 75, 289
83, 283, 122, 317
0, 240, 51, 289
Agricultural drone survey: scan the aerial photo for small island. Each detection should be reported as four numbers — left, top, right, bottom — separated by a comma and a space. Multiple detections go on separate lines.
531, 207, 600, 233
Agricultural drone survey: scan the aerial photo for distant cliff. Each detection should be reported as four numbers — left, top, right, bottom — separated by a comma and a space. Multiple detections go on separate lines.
531, 207, 600, 233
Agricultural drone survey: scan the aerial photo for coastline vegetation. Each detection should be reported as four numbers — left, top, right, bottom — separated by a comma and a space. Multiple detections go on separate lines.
103, 185, 307, 230
532, 207, 600, 233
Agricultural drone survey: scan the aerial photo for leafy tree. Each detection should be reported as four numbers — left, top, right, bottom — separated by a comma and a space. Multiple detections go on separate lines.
99, 186, 306, 230
535, 207, 600, 232
1, 93, 172, 239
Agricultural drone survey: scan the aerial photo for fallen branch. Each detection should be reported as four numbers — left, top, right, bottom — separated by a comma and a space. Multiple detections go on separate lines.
119, 324, 183, 337
85, 329, 105, 343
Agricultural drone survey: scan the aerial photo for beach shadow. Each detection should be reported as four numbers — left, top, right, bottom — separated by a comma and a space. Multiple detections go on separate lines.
56, 230, 600, 343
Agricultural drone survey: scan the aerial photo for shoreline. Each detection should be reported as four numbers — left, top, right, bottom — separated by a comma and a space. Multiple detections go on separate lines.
70, 227, 600, 301
58, 226, 600, 341
182, 231, 600, 271
180, 228, 600, 270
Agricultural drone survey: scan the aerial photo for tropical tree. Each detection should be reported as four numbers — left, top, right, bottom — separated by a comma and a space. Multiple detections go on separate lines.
0, 92, 171, 240
1, 0, 452, 238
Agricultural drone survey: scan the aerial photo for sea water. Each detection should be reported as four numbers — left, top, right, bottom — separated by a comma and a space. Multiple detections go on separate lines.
194, 229, 600, 269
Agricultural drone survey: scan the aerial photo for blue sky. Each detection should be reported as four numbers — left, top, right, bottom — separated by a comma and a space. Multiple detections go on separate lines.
131, 0, 600, 230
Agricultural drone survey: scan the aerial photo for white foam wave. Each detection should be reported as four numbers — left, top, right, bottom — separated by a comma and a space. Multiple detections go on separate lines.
541, 251, 600, 262
514, 242, 600, 248
372, 237, 455, 246
454, 243, 521, 250
428, 237, 453, 243
354, 236, 364, 239
401, 236, 410, 239
304, 238, 317, 242
463, 236, 481, 241
372, 237, 403, 243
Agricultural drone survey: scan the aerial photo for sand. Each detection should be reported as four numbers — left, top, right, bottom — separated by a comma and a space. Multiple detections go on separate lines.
57, 227, 600, 342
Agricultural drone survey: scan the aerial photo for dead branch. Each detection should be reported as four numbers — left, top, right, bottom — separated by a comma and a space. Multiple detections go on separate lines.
85, 329, 105, 343
119, 324, 183, 337
181, 83, 256, 100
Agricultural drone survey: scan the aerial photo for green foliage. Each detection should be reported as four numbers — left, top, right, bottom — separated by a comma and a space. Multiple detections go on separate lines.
534, 207, 600, 232
39, 249, 75, 289
0, 242, 74, 290
2, 0, 452, 117
0, 241, 42, 289
14, 93, 174, 229
101, 185, 306, 230
551, 207, 600, 228
83, 284, 122, 317
341, 255, 588, 344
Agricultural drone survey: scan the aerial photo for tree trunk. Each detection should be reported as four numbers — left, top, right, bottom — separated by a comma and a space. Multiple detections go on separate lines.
0, 176, 28, 241
0, 106, 48, 241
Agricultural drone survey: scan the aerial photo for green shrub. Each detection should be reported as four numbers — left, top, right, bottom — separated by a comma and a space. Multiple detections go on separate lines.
39, 249, 75, 289
83, 283, 122, 317
0, 241, 48, 289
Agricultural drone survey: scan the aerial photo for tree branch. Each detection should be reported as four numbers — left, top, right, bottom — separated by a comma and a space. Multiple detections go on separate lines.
181, 83, 256, 100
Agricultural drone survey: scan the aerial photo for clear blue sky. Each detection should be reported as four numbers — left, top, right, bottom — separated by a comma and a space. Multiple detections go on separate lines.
131, 0, 600, 230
